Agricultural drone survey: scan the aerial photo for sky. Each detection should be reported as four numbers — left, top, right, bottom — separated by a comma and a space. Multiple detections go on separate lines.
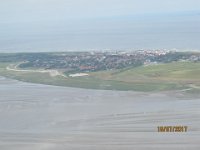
0, 0, 200, 52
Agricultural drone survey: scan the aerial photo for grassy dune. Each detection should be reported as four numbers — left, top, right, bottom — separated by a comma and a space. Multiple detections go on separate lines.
0, 62, 200, 92
109, 62, 200, 83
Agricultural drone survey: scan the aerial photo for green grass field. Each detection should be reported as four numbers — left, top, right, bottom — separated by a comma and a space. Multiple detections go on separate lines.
0, 61, 200, 92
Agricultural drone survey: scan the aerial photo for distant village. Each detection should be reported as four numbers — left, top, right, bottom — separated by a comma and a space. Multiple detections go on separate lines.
1, 50, 200, 73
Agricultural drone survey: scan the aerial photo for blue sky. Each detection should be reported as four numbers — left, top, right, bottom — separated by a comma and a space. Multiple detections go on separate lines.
0, 0, 200, 52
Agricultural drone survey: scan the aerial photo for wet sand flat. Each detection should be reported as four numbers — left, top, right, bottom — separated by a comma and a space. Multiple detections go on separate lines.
0, 77, 199, 150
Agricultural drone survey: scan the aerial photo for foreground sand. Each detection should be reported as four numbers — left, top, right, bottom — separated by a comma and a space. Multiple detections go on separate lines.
0, 77, 199, 150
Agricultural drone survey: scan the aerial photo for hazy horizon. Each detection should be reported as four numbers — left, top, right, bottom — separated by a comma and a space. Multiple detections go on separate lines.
0, 0, 200, 52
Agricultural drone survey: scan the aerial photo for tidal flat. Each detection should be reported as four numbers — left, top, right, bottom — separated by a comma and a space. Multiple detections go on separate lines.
0, 76, 199, 150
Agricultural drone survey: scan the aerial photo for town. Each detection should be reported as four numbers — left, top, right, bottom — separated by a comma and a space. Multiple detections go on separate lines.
1, 50, 200, 73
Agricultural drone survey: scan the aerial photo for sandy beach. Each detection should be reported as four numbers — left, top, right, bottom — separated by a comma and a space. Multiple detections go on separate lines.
0, 76, 199, 150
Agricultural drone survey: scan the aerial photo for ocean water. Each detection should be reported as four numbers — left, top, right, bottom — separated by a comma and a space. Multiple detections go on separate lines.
0, 13, 200, 52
